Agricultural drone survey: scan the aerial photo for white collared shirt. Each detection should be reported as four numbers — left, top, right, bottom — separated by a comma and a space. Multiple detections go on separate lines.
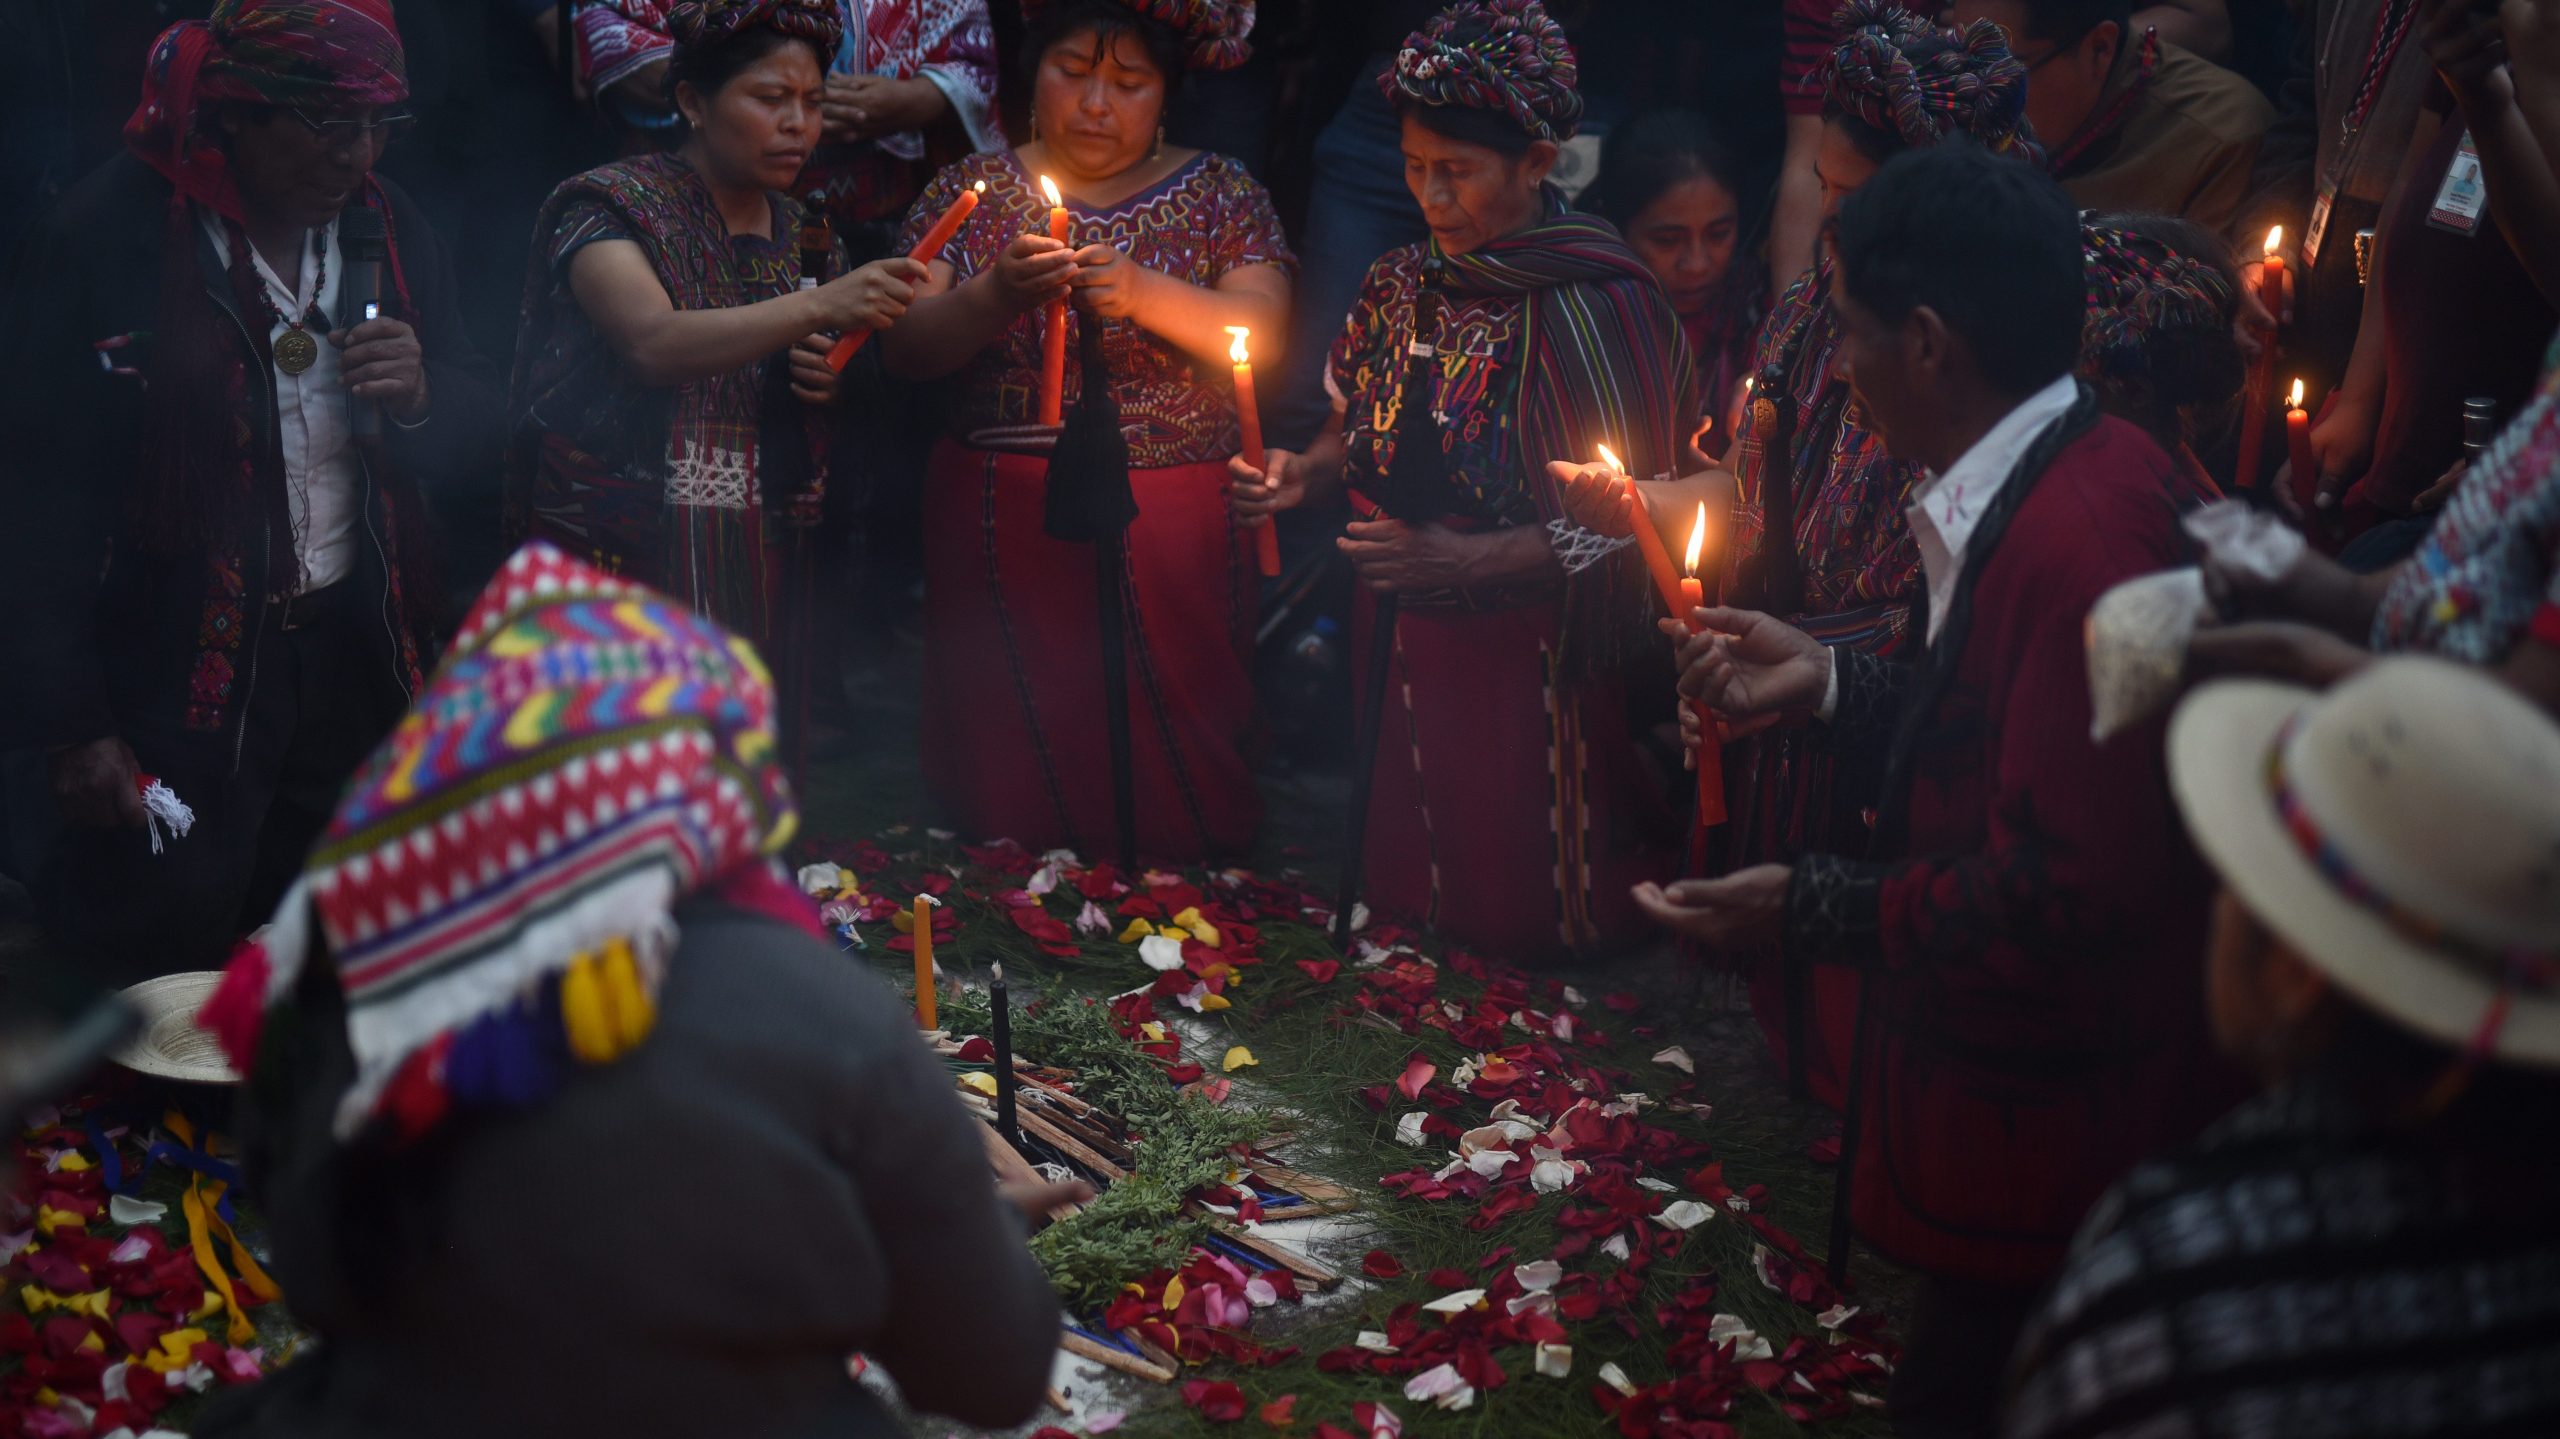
1905, 373, 2079, 646
199, 211, 358, 596
1813, 373, 2078, 720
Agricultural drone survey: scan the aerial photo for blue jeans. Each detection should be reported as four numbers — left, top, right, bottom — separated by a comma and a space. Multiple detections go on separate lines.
1272, 57, 1429, 450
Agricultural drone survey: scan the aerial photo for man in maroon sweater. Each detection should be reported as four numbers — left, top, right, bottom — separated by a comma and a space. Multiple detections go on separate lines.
1636, 144, 2240, 1437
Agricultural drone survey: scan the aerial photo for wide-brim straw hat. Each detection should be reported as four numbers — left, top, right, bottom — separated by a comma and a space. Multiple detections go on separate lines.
2169, 656, 2560, 1068
110, 972, 242, 1084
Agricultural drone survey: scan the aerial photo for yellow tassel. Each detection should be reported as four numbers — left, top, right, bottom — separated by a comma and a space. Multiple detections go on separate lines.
599, 937, 656, 1050
560, 954, 616, 1064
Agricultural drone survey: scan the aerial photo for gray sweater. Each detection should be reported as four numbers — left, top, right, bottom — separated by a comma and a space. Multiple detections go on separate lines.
201, 898, 1062, 1438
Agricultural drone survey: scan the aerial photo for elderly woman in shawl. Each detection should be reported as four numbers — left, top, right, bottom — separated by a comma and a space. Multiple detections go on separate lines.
190, 543, 1068, 1439
1233, 0, 1694, 963
509, 0, 931, 651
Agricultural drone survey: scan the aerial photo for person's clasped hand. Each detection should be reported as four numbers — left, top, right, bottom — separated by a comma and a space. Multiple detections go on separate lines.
1230, 449, 1308, 528
1541, 459, 1638, 539
1066, 244, 1148, 320
332, 317, 430, 422
1630, 865, 1790, 950
1337, 517, 1477, 594
992, 233, 1077, 313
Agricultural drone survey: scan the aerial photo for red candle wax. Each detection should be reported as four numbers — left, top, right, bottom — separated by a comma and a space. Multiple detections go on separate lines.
1039, 180, 1070, 427
1229, 326, 1278, 576
1679, 575, 1726, 829
2285, 382, 2319, 511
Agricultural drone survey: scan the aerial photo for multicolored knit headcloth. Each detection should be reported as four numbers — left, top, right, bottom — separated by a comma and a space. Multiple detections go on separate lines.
1381, 0, 1584, 143
1021, 0, 1258, 71
666, 0, 846, 62
123, 0, 409, 223
2080, 223, 2239, 389
199, 543, 802, 1142
1825, 0, 2040, 163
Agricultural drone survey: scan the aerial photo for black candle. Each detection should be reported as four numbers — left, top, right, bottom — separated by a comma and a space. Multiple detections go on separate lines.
991, 964, 1021, 1151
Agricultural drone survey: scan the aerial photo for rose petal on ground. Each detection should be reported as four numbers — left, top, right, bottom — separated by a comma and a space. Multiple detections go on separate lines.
1355, 1331, 1398, 1354
1182, 1379, 1248, 1422
1658, 1200, 1715, 1231
1598, 1361, 1639, 1397
1259, 1395, 1298, 1428
1420, 1288, 1486, 1315
1223, 1046, 1258, 1073
1140, 935, 1189, 971
1601, 1233, 1631, 1261
1395, 1056, 1435, 1102
107, 1195, 167, 1227
1394, 1113, 1430, 1147
1530, 1159, 1579, 1194
1361, 1250, 1404, 1279
1535, 1342, 1573, 1378
1650, 1045, 1695, 1075
1512, 1259, 1563, 1293
1817, 1303, 1862, 1331
1403, 1363, 1475, 1411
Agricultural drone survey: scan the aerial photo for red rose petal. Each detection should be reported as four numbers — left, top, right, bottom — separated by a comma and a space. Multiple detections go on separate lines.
1395, 1055, 1436, 1102
1294, 959, 1342, 984
1183, 1378, 1249, 1423
1361, 1249, 1405, 1279
1259, 1394, 1299, 1428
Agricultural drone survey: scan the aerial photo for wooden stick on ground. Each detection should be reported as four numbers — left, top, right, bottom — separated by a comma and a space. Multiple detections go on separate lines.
1060, 1329, 1176, 1384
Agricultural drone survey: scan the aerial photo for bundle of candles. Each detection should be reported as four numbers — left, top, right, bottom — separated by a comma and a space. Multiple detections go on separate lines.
825, 180, 986, 373
1598, 445, 1726, 839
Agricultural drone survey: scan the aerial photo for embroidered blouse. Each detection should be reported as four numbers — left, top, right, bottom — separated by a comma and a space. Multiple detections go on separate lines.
2371, 367, 2560, 662
901, 149, 1295, 468
1325, 244, 1534, 527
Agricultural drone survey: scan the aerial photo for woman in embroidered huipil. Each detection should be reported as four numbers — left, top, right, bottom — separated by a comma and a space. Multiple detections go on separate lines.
880, 0, 1288, 860
510, 0, 928, 649
1712, 3, 2037, 1099
1235, 0, 1694, 963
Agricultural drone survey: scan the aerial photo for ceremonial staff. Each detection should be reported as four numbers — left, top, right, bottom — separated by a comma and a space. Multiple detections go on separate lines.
1046, 313, 1141, 873
1334, 258, 1447, 951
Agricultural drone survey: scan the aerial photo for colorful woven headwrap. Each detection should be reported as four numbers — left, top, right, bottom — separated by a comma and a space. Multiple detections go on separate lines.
1825, 0, 2040, 163
1020, 0, 1256, 71
199, 543, 802, 1141
666, 0, 846, 61
1381, 0, 1583, 144
2080, 223, 2238, 387
123, 0, 408, 222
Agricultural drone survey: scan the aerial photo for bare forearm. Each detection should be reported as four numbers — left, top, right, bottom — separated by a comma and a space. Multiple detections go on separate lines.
879, 269, 1020, 380
612, 288, 830, 387
1634, 470, 1737, 556
1125, 266, 1288, 368
1480, 523, 1567, 585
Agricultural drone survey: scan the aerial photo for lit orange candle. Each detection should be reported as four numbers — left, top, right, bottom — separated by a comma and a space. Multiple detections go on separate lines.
1229, 325, 1280, 577
1679, 503, 1726, 830
2285, 378, 2318, 511
912, 895, 938, 1030
1039, 175, 1070, 426
1598, 442, 1686, 618
2235, 227, 2287, 495
827, 179, 983, 372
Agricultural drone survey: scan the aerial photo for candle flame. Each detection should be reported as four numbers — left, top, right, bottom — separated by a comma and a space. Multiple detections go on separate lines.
2289, 377, 2305, 408
2263, 225, 2283, 258
1683, 503, 1707, 575
1595, 442, 1624, 475
1039, 174, 1062, 206
1226, 325, 1252, 365
973, 179, 987, 193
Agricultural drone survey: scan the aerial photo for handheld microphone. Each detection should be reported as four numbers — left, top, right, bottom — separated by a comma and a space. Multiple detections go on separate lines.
341, 206, 388, 443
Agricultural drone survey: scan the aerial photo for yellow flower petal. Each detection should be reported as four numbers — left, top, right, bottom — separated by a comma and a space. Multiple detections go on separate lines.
959, 1072, 998, 1097
1162, 1274, 1187, 1313
54, 1153, 90, 1173
1223, 1046, 1258, 1072
1198, 993, 1233, 1012
1117, 917, 1154, 944
1139, 1022, 1169, 1042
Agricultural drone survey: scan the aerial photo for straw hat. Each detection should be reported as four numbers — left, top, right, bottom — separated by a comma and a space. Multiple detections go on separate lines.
109, 972, 242, 1084
2169, 657, 2560, 1067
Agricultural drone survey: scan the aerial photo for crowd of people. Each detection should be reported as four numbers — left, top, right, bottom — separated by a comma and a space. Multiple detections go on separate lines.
2, 0, 2558, 1435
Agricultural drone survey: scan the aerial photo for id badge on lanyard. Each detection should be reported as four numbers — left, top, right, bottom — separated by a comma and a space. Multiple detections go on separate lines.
2426, 131, 2488, 236
2305, 175, 2341, 269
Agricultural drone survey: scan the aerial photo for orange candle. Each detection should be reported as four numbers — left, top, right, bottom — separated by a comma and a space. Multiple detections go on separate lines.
912, 895, 938, 1030
2235, 226, 2285, 494
1680, 506, 1726, 830
1039, 175, 1071, 427
1228, 325, 1280, 577
1598, 443, 1686, 618
827, 180, 983, 372
2285, 378, 2319, 510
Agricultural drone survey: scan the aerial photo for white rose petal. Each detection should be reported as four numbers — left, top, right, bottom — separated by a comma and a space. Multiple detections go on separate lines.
1421, 1288, 1486, 1315
1530, 1159, 1579, 1194
108, 1194, 167, 1226
1651, 1045, 1695, 1075
1658, 1200, 1715, 1231
1602, 1233, 1632, 1261
1512, 1259, 1564, 1293
1535, 1342, 1574, 1378
1817, 1303, 1862, 1331
1395, 1112, 1431, 1147
1636, 1177, 1679, 1193
1467, 1149, 1520, 1179
794, 861, 844, 896
1562, 985, 1588, 1009
1709, 1314, 1776, 1362
1138, 934, 1188, 971
1598, 1361, 1639, 1397
1404, 1363, 1475, 1411
1356, 1331, 1399, 1354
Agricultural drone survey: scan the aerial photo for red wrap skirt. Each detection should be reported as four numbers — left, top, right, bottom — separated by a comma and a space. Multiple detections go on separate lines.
919, 441, 1261, 860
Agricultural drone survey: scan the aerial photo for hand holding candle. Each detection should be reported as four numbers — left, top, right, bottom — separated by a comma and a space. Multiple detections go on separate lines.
1678, 504, 1727, 830
2285, 378, 2320, 511
1598, 442, 1688, 618
1229, 325, 1281, 577
1038, 175, 1071, 427
827, 180, 983, 372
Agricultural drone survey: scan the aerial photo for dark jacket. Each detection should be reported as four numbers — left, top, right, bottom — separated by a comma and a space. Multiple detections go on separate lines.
1787, 404, 2245, 1286
0, 152, 502, 754
203, 898, 1065, 1439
